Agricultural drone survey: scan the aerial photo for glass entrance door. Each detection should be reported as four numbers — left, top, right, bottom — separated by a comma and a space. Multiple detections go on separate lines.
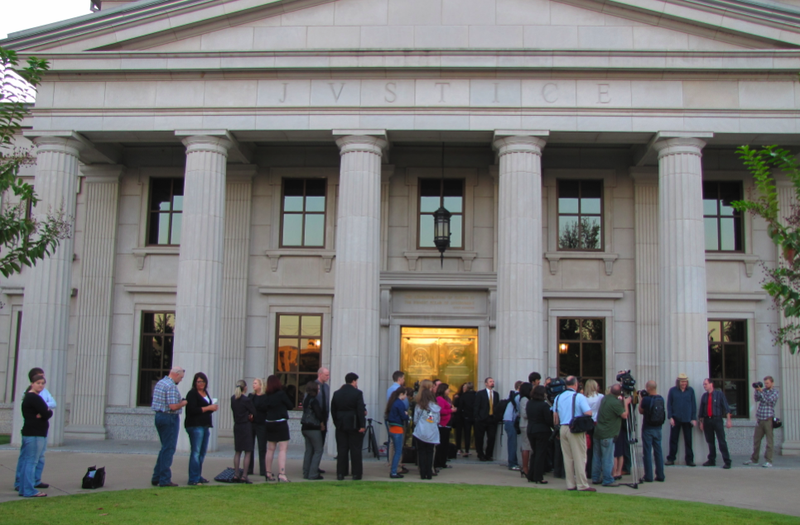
400, 327, 478, 389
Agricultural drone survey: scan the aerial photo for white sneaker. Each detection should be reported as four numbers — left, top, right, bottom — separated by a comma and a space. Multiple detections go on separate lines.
762, 462, 773, 468
743, 460, 755, 465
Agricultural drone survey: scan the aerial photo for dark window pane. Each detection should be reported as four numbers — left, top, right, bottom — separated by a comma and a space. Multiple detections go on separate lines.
559, 345, 580, 377
582, 180, 602, 198
305, 179, 326, 197
142, 313, 157, 333
718, 183, 741, 214
283, 179, 304, 197
299, 340, 320, 372
724, 345, 747, 379
725, 381, 746, 417
149, 179, 172, 211
581, 319, 604, 341
723, 321, 745, 343
298, 374, 317, 400
709, 344, 723, 378
138, 371, 162, 406
442, 179, 463, 197
282, 214, 303, 246
582, 343, 603, 377
420, 179, 441, 197
559, 319, 580, 340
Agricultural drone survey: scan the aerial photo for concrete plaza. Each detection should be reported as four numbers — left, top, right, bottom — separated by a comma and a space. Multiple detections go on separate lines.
1, 439, 798, 518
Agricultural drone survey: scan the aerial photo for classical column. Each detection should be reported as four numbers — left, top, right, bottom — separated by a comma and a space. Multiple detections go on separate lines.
12, 133, 86, 447
654, 136, 710, 395
632, 169, 659, 383
66, 165, 123, 440
492, 133, 547, 391
777, 182, 800, 454
173, 134, 232, 452
218, 166, 254, 438
330, 132, 387, 431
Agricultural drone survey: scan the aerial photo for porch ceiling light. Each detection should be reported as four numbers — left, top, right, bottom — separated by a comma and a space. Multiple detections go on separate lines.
433, 206, 451, 268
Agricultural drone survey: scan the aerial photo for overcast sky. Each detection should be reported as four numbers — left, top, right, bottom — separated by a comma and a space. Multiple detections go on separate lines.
1, 0, 92, 40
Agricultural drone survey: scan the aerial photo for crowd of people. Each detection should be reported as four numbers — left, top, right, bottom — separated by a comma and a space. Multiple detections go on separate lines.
11, 362, 779, 495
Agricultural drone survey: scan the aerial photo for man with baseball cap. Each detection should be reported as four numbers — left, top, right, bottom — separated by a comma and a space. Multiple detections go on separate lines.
665, 373, 697, 466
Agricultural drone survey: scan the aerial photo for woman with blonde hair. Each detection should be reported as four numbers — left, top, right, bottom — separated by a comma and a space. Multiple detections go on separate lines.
248, 378, 268, 477
583, 379, 603, 478
231, 379, 256, 483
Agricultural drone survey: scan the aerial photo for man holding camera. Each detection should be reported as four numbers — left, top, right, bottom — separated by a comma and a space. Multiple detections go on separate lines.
638, 381, 665, 482
744, 376, 779, 468
666, 372, 696, 466
553, 376, 595, 492
698, 378, 732, 469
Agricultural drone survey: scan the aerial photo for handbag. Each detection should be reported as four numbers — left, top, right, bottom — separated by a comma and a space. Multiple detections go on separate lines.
81, 465, 105, 489
773, 417, 783, 429
568, 392, 594, 434
300, 404, 320, 426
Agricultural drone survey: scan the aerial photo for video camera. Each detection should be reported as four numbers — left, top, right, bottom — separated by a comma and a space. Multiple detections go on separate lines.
616, 370, 637, 393
752, 381, 763, 389
546, 377, 567, 402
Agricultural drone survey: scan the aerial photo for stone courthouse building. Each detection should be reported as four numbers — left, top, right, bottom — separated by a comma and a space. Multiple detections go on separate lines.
1, 0, 799, 458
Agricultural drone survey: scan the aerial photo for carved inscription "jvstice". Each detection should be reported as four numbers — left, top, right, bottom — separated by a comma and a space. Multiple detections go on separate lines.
272, 81, 614, 105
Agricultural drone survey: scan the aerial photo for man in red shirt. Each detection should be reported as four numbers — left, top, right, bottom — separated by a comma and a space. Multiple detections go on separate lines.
698, 378, 732, 469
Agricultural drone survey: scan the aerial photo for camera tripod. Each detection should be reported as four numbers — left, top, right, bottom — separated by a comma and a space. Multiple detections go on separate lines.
620, 392, 642, 489
364, 417, 384, 459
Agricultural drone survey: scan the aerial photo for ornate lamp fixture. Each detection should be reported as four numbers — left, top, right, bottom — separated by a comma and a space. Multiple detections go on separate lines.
433, 144, 451, 267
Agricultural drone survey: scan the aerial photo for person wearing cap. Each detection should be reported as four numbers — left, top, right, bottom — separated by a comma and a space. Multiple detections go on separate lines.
666, 373, 697, 466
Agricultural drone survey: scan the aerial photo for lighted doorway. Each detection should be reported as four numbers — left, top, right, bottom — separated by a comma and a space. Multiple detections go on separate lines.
400, 327, 478, 389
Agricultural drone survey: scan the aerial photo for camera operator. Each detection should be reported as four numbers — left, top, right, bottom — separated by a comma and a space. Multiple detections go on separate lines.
591, 383, 630, 487
744, 376, 779, 468
637, 381, 665, 482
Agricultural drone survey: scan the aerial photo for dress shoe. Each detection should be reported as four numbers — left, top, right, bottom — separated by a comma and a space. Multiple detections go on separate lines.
337, 475, 345, 481
318, 469, 326, 474
151, 480, 159, 486
478, 456, 488, 462
309, 475, 324, 480
656, 478, 665, 482
592, 480, 602, 485
486, 457, 494, 461
34, 483, 49, 489
399, 467, 410, 474
664, 460, 674, 466
534, 480, 548, 484
702, 461, 715, 467
199, 477, 210, 484
159, 482, 179, 487
602, 483, 619, 487
352, 476, 362, 480
723, 463, 731, 469
567, 487, 577, 491
580, 487, 597, 492
686, 462, 696, 467
390, 474, 404, 479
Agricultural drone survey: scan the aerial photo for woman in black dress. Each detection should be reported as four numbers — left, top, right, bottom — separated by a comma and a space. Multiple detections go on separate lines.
458, 382, 476, 457
248, 378, 267, 476
526, 385, 554, 484
263, 375, 294, 482
231, 379, 256, 483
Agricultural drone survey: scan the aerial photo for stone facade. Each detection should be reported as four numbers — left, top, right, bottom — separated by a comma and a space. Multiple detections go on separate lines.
0, 0, 797, 459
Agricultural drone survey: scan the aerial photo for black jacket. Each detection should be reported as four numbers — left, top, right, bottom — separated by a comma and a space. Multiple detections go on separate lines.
21, 392, 52, 437
526, 399, 554, 434
331, 383, 366, 431
460, 391, 476, 422
231, 394, 256, 425
262, 390, 294, 421
185, 389, 213, 428
301, 395, 325, 431
474, 389, 501, 422
250, 393, 268, 425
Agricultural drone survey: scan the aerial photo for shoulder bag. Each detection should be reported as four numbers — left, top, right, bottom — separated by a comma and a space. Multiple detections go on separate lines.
568, 392, 594, 434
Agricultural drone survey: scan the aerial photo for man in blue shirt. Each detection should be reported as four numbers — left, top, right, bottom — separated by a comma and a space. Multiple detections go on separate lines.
666, 372, 697, 466
385, 371, 407, 474
553, 376, 594, 491
151, 367, 187, 486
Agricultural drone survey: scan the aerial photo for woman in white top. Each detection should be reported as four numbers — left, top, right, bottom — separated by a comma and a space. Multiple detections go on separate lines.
583, 379, 604, 478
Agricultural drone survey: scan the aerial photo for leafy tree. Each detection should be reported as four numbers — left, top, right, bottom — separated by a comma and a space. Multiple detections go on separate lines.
1, 47, 71, 278
558, 217, 601, 250
733, 145, 800, 354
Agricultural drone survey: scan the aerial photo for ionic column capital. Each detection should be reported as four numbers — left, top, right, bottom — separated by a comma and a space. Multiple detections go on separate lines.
653, 132, 712, 160
334, 133, 388, 156
25, 131, 91, 159
492, 131, 548, 157
180, 134, 233, 157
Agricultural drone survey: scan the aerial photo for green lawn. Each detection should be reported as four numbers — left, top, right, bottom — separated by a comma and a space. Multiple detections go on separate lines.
1, 483, 797, 525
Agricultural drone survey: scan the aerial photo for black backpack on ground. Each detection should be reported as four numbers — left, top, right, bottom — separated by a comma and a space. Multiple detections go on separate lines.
646, 395, 666, 426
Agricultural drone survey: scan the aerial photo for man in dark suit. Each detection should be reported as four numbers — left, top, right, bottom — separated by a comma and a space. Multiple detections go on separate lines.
331, 372, 366, 480
473, 377, 500, 461
315, 367, 330, 440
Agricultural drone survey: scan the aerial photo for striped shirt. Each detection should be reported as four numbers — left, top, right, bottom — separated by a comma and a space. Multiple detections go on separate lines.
151, 376, 182, 414
755, 388, 779, 421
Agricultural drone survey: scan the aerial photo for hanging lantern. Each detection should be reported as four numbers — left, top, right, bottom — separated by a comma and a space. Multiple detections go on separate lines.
433, 206, 451, 267
559, 343, 569, 354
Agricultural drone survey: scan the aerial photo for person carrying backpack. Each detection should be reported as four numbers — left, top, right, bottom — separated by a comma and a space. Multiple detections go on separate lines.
638, 380, 666, 482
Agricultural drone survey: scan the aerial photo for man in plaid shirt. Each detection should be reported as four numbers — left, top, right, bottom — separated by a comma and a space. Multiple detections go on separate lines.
744, 376, 779, 468
151, 367, 187, 486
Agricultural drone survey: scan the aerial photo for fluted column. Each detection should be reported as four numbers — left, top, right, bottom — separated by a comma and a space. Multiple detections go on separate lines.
777, 182, 800, 454
492, 133, 547, 391
173, 134, 232, 452
632, 169, 659, 383
12, 134, 85, 447
66, 165, 123, 440
654, 137, 709, 397
331, 133, 387, 431
218, 166, 254, 438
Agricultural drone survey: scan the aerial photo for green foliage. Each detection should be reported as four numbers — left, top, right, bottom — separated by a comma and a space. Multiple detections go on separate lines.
1, 46, 71, 279
0, 483, 796, 525
733, 145, 800, 354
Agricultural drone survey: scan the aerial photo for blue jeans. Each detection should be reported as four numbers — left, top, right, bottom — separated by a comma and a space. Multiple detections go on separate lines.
18, 436, 47, 497
504, 421, 518, 467
186, 426, 210, 484
152, 412, 179, 485
591, 437, 615, 485
389, 432, 404, 475
15, 438, 46, 490
642, 426, 665, 481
